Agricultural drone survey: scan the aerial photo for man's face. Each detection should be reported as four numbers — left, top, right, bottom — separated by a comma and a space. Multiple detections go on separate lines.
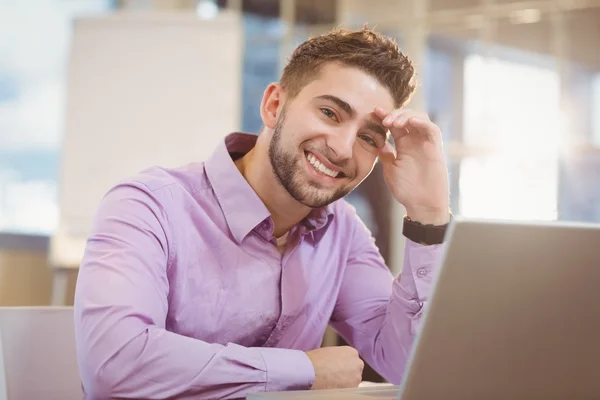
268, 63, 395, 208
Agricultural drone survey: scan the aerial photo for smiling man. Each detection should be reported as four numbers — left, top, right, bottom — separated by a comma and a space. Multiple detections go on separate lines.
74, 27, 451, 399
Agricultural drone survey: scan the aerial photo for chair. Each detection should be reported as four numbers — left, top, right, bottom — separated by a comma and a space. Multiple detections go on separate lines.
0, 307, 81, 399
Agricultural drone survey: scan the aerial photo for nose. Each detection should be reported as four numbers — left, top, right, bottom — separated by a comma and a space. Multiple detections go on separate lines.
326, 128, 355, 161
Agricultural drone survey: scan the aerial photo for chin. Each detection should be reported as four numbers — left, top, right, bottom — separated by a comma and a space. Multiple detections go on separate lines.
296, 183, 350, 209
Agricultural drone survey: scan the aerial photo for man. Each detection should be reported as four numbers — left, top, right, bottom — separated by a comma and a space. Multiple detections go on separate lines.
74, 27, 450, 399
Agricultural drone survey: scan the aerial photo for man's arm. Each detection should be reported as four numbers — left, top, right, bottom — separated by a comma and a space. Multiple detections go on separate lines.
329, 207, 443, 384
74, 183, 314, 399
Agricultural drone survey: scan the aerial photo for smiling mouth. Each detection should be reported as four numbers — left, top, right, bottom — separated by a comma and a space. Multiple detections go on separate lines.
305, 152, 345, 179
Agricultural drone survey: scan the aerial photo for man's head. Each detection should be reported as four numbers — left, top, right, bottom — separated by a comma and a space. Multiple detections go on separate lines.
260, 27, 416, 209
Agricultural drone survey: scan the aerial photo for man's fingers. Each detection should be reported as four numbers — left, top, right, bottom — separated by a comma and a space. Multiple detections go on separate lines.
392, 128, 410, 144
379, 141, 396, 163
408, 117, 441, 140
375, 107, 409, 125
382, 110, 407, 126
379, 109, 426, 130
375, 107, 439, 143
378, 108, 428, 123
373, 106, 388, 119
392, 117, 407, 129
387, 117, 408, 143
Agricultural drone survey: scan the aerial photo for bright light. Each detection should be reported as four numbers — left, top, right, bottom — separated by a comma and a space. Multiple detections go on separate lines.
0, 177, 58, 234
461, 54, 561, 221
196, 0, 218, 20
459, 154, 559, 221
464, 55, 562, 156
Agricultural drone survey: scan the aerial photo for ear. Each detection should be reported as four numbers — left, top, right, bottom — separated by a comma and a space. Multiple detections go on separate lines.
260, 83, 284, 130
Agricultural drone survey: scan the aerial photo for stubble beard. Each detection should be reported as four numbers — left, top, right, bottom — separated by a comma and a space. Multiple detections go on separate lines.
268, 107, 352, 209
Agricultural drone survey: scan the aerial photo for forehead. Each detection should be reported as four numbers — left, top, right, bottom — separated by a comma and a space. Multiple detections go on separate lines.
296, 63, 395, 113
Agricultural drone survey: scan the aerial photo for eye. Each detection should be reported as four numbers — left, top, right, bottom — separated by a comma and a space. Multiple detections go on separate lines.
320, 108, 338, 122
358, 134, 377, 147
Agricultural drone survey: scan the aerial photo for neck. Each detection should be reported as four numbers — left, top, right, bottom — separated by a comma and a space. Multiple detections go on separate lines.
235, 135, 310, 238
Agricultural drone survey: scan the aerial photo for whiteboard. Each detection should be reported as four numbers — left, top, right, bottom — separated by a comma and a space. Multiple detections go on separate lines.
49, 11, 243, 267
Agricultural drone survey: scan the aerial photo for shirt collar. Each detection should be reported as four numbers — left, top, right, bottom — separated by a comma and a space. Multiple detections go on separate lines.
205, 133, 271, 243
205, 132, 335, 244
302, 206, 335, 245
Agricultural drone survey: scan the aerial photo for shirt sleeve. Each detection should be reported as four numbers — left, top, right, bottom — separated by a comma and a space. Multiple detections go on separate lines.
329, 206, 444, 384
74, 183, 315, 399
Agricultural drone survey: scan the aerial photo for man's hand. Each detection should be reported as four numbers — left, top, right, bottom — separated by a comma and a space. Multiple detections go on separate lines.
374, 107, 450, 225
305, 346, 364, 390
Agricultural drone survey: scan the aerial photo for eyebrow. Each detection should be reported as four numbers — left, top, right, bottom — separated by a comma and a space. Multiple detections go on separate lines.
364, 119, 388, 139
315, 94, 388, 140
315, 95, 355, 117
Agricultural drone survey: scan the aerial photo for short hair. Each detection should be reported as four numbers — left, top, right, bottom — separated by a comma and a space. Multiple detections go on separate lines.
280, 26, 417, 108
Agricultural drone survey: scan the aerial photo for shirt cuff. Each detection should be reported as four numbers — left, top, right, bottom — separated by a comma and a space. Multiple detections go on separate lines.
258, 347, 315, 392
404, 239, 444, 281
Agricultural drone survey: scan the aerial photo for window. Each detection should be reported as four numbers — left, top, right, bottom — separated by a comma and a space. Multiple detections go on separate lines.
459, 54, 562, 221
0, 0, 114, 234
241, 13, 282, 133
558, 71, 600, 223
592, 73, 600, 148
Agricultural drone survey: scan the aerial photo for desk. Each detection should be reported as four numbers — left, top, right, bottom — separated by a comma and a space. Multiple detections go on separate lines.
246, 384, 398, 400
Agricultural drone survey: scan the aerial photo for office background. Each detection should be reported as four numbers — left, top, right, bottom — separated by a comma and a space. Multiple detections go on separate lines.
0, 0, 599, 380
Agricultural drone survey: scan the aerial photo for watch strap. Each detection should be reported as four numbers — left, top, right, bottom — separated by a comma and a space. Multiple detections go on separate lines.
402, 215, 450, 245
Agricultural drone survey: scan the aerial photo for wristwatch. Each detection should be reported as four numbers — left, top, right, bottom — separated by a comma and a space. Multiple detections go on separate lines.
402, 214, 450, 245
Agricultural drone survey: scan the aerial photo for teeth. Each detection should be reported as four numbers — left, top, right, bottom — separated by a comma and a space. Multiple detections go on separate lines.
306, 153, 339, 178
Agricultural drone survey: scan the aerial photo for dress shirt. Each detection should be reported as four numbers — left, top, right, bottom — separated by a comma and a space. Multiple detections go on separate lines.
74, 132, 443, 399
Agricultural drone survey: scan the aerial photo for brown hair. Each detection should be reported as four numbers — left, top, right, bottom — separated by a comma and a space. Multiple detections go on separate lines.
280, 26, 417, 108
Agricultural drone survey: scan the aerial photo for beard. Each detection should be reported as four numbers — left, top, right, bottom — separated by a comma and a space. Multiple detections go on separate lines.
268, 107, 354, 209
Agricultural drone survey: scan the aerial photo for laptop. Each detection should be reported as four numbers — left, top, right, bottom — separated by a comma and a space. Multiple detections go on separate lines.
247, 217, 600, 400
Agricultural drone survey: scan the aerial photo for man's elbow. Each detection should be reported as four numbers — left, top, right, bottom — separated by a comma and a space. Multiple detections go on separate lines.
79, 357, 123, 399
78, 345, 142, 399
75, 317, 148, 397
369, 343, 410, 385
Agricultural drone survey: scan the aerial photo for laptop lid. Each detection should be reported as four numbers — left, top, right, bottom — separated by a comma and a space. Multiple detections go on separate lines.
399, 218, 600, 400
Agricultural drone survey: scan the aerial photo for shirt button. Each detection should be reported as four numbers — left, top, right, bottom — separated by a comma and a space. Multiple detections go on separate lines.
417, 268, 428, 278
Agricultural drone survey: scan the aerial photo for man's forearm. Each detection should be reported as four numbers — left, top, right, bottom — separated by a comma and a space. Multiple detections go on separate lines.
74, 183, 315, 398
363, 239, 443, 383
77, 320, 315, 399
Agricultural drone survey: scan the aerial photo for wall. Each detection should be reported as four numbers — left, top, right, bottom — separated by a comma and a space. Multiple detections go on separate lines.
0, 235, 77, 306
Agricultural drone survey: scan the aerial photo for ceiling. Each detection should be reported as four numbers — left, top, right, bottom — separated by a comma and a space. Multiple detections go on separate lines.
214, 0, 337, 23
218, 0, 600, 69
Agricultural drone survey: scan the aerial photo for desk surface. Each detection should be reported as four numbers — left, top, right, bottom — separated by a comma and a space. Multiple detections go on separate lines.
246, 385, 399, 400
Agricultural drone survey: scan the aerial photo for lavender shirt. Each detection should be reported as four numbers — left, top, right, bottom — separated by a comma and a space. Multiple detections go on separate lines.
74, 132, 443, 399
